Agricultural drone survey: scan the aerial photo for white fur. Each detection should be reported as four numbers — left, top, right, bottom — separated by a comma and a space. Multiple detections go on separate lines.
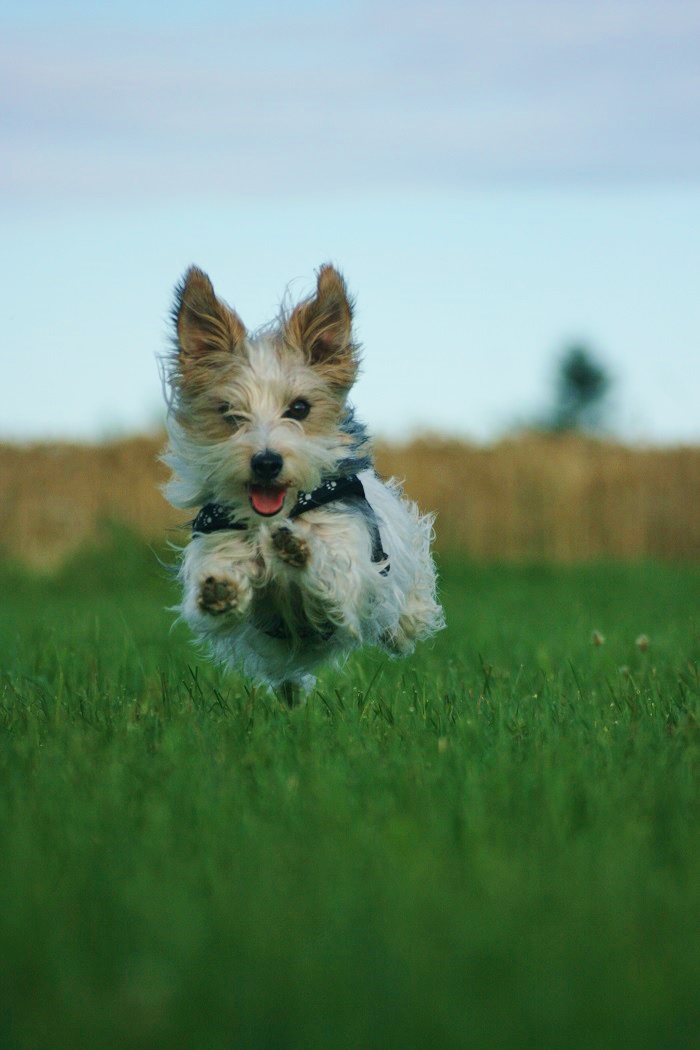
163, 339, 348, 513
174, 469, 444, 695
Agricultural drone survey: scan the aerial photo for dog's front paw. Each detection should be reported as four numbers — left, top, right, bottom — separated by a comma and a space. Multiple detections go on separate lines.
198, 574, 251, 616
271, 527, 309, 568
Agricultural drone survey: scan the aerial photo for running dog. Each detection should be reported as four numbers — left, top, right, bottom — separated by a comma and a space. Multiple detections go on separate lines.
163, 264, 444, 703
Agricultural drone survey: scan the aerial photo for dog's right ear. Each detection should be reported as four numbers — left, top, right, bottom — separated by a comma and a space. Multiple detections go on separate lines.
173, 267, 247, 363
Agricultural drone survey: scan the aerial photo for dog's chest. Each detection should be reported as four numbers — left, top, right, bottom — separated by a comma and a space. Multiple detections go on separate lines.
250, 579, 335, 643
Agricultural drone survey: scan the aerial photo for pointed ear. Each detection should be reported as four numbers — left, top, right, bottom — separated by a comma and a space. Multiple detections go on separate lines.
173, 266, 247, 362
285, 265, 360, 391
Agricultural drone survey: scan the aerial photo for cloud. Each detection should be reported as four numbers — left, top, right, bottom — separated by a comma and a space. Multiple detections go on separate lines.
3, 0, 700, 200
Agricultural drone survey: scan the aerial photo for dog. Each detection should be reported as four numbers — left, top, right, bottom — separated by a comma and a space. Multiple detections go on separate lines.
163, 264, 445, 704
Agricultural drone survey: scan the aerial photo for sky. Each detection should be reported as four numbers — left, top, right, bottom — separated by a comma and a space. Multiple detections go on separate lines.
2, 0, 699, 445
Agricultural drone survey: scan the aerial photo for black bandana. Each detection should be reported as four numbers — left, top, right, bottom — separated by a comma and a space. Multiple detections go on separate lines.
192, 473, 389, 575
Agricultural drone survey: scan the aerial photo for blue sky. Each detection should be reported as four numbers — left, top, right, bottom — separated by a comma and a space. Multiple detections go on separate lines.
2, 0, 699, 444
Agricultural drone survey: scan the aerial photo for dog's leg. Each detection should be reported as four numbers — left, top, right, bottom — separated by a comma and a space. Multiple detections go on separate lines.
277, 680, 303, 708
380, 590, 444, 655
267, 517, 374, 643
180, 533, 260, 633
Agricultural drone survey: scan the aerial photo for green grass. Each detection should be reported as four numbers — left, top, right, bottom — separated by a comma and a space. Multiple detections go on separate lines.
1, 532, 700, 1049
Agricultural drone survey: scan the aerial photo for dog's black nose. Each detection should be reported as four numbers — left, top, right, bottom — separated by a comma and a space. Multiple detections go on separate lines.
250, 450, 284, 482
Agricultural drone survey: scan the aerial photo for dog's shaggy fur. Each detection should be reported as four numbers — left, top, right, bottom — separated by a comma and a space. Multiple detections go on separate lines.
163, 264, 444, 702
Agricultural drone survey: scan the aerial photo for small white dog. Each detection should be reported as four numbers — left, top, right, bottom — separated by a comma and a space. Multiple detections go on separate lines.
163, 264, 444, 704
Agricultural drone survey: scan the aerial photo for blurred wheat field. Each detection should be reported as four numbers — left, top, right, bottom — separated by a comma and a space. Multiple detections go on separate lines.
0, 437, 182, 569
375, 434, 700, 561
1, 433, 698, 567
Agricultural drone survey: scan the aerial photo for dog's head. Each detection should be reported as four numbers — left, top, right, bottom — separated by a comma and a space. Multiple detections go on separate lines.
164, 265, 366, 516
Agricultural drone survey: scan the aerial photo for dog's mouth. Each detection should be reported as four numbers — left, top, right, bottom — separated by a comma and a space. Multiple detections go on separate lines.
247, 484, 287, 517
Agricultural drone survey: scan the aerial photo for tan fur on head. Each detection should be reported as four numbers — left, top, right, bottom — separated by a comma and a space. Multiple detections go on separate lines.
164, 265, 368, 505
173, 266, 247, 380
284, 265, 360, 392
170, 264, 361, 429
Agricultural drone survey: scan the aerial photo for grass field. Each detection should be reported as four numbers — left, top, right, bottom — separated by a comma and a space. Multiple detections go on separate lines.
1, 532, 700, 1049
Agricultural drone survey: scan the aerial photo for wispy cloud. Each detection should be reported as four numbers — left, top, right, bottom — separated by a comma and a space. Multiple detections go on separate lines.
3, 0, 700, 200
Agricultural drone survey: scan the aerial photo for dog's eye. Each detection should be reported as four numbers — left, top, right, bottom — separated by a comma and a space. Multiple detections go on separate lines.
284, 398, 311, 421
218, 404, 244, 428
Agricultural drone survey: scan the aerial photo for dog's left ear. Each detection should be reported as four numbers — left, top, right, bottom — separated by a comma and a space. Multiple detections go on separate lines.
174, 266, 247, 364
285, 265, 360, 391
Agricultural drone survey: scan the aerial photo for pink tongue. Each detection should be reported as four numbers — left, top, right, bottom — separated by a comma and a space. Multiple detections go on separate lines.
249, 485, 286, 516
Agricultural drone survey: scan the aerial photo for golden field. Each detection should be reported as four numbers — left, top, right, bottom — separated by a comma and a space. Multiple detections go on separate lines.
1, 432, 698, 568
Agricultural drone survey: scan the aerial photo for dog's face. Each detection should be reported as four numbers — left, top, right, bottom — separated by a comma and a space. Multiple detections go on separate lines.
166, 265, 363, 516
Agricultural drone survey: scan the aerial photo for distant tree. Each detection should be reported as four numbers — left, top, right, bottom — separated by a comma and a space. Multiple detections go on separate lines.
546, 344, 612, 433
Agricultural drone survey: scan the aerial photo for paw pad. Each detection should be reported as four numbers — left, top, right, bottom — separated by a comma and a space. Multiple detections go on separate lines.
198, 576, 241, 615
272, 527, 309, 568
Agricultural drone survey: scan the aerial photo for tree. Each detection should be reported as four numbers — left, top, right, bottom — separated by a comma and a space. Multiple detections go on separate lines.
546, 344, 612, 434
